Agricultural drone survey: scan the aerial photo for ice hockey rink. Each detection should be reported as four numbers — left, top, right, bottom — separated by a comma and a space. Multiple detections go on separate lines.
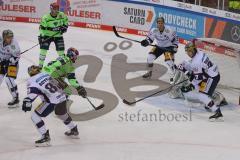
0, 21, 240, 160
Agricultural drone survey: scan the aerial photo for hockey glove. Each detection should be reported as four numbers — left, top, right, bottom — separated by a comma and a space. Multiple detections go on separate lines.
38, 36, 47, 45
181, 83, 195, 93
77, 86, 87, 98
60, 25, 68, 33
141, 39, 149, 47
9, 57, 18, 65
186, 72, 194, 82
172, 45, 178, 53
22, 98, 32, 112
52, 26, 62, 32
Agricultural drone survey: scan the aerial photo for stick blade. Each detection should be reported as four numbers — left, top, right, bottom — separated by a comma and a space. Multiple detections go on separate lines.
95, 103, 105, 110
122, 99, 135, 105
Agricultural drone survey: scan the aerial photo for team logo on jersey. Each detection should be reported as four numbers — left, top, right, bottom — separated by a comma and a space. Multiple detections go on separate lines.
231, 26, 240, 42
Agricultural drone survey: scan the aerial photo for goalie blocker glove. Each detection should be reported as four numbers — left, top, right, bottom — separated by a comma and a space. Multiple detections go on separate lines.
22, 97, 32, 112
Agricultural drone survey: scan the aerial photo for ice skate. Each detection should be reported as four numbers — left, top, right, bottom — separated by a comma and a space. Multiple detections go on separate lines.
35, 130, 51, 147
209, 108, 224, 122
65, 126, 79, 139
142, 71, 152, 79
8, 96, 19, 108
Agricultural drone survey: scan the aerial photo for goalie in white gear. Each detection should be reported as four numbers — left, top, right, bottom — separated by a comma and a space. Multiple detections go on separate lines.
169, 41, 224, 120
141, 17, 178, 82
22, 65, 79, 147
0, 30, 20, 107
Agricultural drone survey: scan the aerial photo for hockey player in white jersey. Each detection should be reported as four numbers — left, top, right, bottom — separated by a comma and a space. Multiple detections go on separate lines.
141, 17, 178, 81
175, 42, 223, 120
22, 65, 79, 147
0, 30, 20, 107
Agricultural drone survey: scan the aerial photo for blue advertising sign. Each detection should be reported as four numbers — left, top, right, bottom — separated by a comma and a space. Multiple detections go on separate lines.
154, 6, 204, 40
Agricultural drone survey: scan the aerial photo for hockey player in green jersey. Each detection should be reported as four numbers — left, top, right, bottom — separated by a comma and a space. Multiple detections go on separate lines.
38, 2, 68, 69
42, 47, 87, 98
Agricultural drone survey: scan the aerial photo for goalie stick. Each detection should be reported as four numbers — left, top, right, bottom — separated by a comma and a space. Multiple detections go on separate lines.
86, 97, 104, 110
122, 79, 189, 105
112, 26, 172, 52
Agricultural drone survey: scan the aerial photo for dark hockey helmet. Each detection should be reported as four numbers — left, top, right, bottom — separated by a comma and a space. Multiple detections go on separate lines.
28, 65, 41, 77
2, 29, 13, 39
67, 47, 79, 63
50, 2, 59, 11
156, 16, 165, 23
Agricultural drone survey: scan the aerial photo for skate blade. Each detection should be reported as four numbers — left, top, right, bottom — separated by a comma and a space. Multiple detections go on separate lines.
35, 142, 51, 147
209, 117, 224, 122
142, 77, 151, 80
66, 135, 80, 139
8, 104, 19, 109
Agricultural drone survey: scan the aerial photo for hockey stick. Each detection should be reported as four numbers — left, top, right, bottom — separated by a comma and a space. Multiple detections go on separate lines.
86, 97, 104, 110
122, 79, 189, 105
112, 26, 173, 52
20, 32, 60, 55
113, 26, 155, 47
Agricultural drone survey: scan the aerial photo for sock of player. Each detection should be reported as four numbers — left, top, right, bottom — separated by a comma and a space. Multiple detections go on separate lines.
31, 112, 47, 136
198, 93, 218, 112
147, 54, 156, 71
58, 113, 76, 130
5, 77, 18, 98
39, 49, 47, 68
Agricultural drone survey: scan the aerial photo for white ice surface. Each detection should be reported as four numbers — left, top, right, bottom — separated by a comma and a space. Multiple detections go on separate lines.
0, 21, 240, 160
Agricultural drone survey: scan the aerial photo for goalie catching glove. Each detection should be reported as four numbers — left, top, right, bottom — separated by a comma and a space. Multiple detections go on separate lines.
22, 97, 32, 112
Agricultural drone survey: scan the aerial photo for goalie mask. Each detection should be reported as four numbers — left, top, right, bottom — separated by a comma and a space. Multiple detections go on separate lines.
185, 41, 197, 58
28, 65, 41, 77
